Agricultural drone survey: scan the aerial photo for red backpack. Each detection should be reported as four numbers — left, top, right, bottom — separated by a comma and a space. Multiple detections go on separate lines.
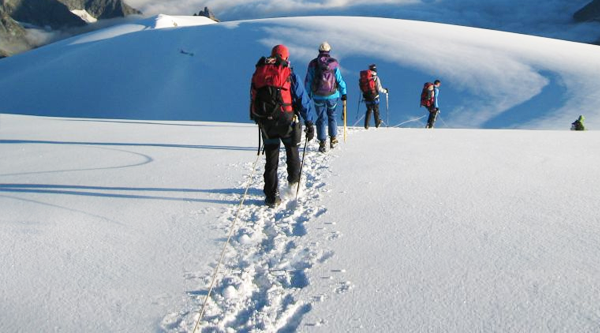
251, 57, 293, 123
359, 69, 376, 97
420, 82, 435, 108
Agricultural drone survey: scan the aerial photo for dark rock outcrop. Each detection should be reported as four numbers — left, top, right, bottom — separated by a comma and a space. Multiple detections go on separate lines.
574, 0, 600, 22
194, 6, 219, 22
0, 5, 25, 37
0, 0, 141, 57
0, 4, 31, 56
3, 0, 86, 29
58, 0, 142, 20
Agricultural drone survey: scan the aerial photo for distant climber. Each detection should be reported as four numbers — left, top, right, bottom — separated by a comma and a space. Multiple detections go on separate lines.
359, 64, 388, 129
250, 45, 315, 207
420, 80, 441, 129
305, 42, 348, 152
571, 115, 585, 131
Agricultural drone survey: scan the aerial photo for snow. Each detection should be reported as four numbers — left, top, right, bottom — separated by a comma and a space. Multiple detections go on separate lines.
71, 10, 98, 23
1, 14, 600, 332
1, 15, 599, 130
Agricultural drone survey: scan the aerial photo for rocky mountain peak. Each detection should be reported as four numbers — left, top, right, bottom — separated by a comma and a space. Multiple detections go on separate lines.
194, 6, 219, 22
0, 0, 141, 58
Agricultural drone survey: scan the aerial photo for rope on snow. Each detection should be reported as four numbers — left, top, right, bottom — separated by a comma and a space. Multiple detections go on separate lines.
392, 115, 427, 128
192, 147, 263, 333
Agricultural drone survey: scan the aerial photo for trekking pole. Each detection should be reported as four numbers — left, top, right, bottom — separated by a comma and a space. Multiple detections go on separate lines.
356, 96, 362, 120
296, 135, 309, 200
385, 92, 390, 127
343, 100, 347, 142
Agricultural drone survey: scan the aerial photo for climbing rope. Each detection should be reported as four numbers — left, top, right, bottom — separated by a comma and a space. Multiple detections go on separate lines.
392, 115, 427, 128
437, 114, 451, 128
352, 114, 366, 127
191, 147, 263, 333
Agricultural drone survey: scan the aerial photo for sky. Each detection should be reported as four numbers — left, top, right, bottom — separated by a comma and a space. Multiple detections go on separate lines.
126, 0, 600, 43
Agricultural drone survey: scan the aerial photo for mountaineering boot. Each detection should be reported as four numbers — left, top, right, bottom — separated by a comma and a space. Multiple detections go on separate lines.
265, 195, 281, 208
318, 140, 327, 153
330, 137, 338, 149
376, 119, 383, 128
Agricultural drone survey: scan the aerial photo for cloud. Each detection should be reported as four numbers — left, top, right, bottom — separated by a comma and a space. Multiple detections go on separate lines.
124, 0, 600, 44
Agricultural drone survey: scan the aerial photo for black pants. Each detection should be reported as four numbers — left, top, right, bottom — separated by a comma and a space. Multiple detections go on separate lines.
364, 103, 381, 129
263, 136, 300, 199
426, 107, 439, 128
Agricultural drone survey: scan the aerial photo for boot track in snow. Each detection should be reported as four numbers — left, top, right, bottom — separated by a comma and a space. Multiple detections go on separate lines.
161, 136, 350, 332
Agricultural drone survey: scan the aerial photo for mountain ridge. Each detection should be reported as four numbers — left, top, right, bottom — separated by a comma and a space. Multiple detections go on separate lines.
0, 0, 140, 57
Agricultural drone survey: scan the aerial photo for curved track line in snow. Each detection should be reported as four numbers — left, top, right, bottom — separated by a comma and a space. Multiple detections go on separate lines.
0, 194, 124, 225
0, 145, 153, 178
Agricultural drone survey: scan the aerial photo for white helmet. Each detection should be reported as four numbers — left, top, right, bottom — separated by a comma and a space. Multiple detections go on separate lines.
319, 41, 331, 52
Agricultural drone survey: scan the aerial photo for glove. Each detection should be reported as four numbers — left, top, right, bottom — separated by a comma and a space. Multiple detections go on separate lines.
435, 108, 440, 113
385, 88, 389, 94
305, 122, 315, 141
341, 94, 347, 101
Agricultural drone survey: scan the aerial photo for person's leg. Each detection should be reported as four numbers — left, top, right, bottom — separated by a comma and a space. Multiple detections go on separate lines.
282, 137, 300, 184
373, 103, 381, 128
364, 103, 372, 129
426, 107, 436, 128
314, 101, 328, 142
263, 139, 281, 200
326, 99, 338, 139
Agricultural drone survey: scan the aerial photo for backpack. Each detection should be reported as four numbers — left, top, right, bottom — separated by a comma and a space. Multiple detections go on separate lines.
250, 56, 294, 124
311, 55, 338, 96
359, 69, 377, 98
420, 82, 435, 108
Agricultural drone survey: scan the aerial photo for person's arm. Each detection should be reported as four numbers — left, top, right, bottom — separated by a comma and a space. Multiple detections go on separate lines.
292, 71, 314, 124
376, 76, 387, 94
335, 67, 347, 96
304, 61, 314, 98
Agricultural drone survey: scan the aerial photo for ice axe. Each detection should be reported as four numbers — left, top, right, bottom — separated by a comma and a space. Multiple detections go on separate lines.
385, 92, 389, 127
343, 99, 347, 142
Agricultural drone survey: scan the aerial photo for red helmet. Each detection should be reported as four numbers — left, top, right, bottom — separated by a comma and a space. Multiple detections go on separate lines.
271, 44, 289, 60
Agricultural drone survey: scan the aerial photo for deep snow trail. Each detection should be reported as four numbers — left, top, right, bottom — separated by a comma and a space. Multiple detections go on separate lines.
161, 135, 341, 332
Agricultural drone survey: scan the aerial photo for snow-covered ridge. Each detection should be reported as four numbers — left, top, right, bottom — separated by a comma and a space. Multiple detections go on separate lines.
0, 15, 598, 130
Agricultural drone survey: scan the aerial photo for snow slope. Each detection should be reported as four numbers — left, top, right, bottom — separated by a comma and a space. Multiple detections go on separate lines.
1, 113, 599, 332
1, 15, 600, 129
